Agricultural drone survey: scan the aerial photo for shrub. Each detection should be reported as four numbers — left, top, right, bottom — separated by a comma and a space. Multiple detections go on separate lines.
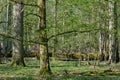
56, 52, 68, 59
69, 53, 86, 60
87, 53, 99, 60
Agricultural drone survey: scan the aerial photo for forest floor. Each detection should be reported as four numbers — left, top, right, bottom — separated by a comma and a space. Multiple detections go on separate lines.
0, 58, 120, 80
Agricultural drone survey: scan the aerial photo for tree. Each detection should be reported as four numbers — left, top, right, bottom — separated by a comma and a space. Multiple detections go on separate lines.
53, 0, 58, 59
0, 44, 2, 63
99, 0, 107, 61
11, 0, 25, 66
108, 0, 119, 64
38, 0, 51, 75
0, 0, 12, 63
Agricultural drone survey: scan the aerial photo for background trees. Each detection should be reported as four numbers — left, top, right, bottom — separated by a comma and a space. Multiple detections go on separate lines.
0, 0, 119, 75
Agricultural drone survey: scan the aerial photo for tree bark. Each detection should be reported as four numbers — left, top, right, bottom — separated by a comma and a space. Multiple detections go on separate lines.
98, 0, 107, 61
113, 1, 119, 63
53, 0, 58, 59
108, 0, 119, 64
0, 44, 2, 63
38, 0, 51, 75
11, 0, 25, 66
1, 0, 12, 63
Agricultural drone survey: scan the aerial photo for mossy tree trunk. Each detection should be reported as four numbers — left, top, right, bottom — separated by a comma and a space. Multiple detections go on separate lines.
11, 0, 25, 67
38, 0, 51, 75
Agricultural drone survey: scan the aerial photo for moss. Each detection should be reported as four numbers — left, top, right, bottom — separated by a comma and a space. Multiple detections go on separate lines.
11, 59, 25, 67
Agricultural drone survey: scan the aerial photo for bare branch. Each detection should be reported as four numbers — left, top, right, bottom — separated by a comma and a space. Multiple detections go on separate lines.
0, 33, 43, 45
48, 29, 100, 40
48, 30, 77, 40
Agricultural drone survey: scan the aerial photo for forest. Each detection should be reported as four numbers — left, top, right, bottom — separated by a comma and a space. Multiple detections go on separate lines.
0, 0, 120, 80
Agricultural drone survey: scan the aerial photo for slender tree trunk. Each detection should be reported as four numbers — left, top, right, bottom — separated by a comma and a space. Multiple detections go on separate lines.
113, 1, 119, 63
6, 0, 12, 57
99, 31, 105, 61
1, 0, 8, 59
36, 19, 40, 60
38, 0, 51, 75
99, 0, 107, 61
108, 0, 119, 64
53, 0, 58, 59
0, 44, 2, 63
1, 0, 12, 62
11, 0, 25, 66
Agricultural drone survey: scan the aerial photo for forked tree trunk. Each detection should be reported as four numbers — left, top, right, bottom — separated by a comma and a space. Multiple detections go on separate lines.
38, 0, 51, 75
11, 0, 25, 66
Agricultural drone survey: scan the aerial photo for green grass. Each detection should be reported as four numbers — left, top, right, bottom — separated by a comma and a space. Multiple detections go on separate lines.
0, 58, 120, 80
5, 77, 36, 80
42, 76, 120, 80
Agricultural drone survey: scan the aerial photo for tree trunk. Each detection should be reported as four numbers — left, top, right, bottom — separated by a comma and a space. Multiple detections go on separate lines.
108, 0, 119, 64
38, 0, 51, 75
0, 44, 2, 63
98, 0, 107, 61
113, 1, 119, 63
99, 31, 105, 61
11, 0, 25, 66
1, 0, 12, 62
53, 0, 58, 59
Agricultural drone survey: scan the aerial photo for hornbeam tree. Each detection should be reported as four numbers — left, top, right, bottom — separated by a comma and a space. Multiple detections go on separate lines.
38, 0, 51, 75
